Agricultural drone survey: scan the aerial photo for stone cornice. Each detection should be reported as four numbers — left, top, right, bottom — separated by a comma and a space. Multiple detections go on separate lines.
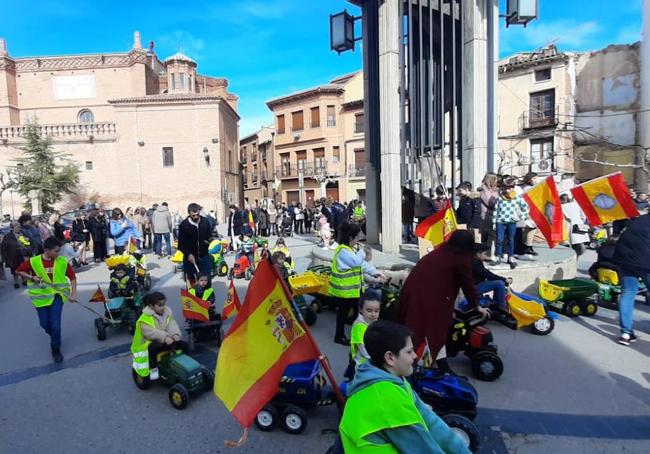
0, 57, 16, 71
13, 49, 148, 73
266, 86, 345, 109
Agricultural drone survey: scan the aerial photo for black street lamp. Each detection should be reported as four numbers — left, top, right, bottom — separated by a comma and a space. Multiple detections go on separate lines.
330, 10, 360, 54
504, 0, 538, 27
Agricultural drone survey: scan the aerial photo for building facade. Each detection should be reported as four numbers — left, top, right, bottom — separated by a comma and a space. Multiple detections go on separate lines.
265, 71, 365, 206
240, 126, 275, 205
0, 32, 240, 218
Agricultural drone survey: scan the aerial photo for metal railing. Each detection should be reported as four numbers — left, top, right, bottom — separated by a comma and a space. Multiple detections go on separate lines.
521, 105, 559, 130
348, 164, 366, 178
275, 162, 328, 179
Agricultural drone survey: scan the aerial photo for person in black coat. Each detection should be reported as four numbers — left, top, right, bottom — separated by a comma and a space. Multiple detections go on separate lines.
178, 203, 213, 287
227, 204, 243, 251
455, 183, 481, 229
88, 209, 109, 262
71, 211, 90, 265
612, 213, 650, 345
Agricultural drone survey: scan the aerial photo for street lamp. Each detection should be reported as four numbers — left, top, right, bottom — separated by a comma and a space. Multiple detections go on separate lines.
330, 10, 360, 54
504, 0, 538, 27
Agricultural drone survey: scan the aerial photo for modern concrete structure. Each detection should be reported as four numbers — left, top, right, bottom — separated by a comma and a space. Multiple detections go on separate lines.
265, 72, 366, 206
0, 32, 240, 217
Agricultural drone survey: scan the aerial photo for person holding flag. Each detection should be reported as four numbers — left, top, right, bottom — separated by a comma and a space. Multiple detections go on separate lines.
399, 230, 489, 375
178, 203, 213, 287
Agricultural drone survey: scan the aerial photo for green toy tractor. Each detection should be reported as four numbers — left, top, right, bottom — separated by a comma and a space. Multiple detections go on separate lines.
132, 350, 214, 410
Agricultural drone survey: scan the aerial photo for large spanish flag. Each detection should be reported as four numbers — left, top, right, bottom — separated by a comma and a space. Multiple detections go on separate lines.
415, 200, 457, 247
181, 289, 211, 322
523, 176, 564, 247
570, 172, 639, 226
214, 259, 319, 428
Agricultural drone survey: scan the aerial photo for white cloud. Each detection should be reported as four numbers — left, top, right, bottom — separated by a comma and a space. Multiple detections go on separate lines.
501, 20, 600, 54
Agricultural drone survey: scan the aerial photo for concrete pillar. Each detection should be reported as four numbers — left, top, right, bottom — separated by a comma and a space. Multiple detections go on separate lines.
378, 0, 402, 254
462, 0, 497, 187
640, 0, 650, 191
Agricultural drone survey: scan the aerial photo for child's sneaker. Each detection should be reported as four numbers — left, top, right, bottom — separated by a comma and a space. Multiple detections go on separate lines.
150, 368, 160, 380
618, 333, 632, 346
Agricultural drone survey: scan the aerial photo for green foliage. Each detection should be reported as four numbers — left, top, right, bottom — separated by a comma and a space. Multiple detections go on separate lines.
14, 122, 80, 212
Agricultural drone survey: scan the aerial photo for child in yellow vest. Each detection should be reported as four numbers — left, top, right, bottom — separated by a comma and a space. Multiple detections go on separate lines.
350, 289, 381, 366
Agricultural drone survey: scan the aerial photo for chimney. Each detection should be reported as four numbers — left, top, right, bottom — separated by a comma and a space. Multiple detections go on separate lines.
133, 31, 142, 49
148, 41, 155, 54
0, 38, 7, 57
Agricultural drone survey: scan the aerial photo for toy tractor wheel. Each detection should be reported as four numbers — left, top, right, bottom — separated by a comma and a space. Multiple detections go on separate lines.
131, 369, 151, 390
565, 301, 582, 318
169, 384, 190, 410
582, 301, 598, 316
228, 268, 234, 280
531, 316, 554, 336
245, 268, 252, 281
304, 307, 318, 326
311, 299, 322, 313
255, 404, 279, 432
470, 351, 503, 382
143, 275, 152, 291
442, 414, 480, 452
281, 405, 308, 435
200, 367, 214, 391
94, 318, 107, 341
219, 263, 229, 277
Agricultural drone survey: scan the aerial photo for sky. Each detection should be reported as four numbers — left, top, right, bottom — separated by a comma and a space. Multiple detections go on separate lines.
1, 0, 644, 136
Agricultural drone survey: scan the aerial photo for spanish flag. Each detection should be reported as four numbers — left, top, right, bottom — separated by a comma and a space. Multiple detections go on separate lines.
181, 289, 211, 322
222, 280, 242, 320
570, 172, 639, 227
415, 200, 457, 247
416, 338, 433, 368
89, 286, 106, 303
523, 176, 564, 247
214, 259, 319, 429
248, 210, 255, 231
128, 236, 139, 254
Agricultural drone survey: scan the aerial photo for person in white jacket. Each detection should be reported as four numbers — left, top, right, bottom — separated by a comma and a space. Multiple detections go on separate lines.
561, 194, 589, 256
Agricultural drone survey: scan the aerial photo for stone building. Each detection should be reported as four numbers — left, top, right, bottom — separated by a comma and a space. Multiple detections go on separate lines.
240, 126, 275, 205
0, 32, 240, 218
265, 71, 365, 206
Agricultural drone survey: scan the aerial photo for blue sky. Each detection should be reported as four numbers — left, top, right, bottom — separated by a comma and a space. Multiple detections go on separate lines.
1, 0, 643, 135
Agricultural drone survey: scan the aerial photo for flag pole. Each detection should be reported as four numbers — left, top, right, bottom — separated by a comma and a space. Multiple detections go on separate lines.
271, 258, 346, 410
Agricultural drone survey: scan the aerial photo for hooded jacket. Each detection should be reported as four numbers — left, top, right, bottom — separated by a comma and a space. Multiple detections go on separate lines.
151, 205, 173, 234
139, 305, 181, 343
613, 213, 650, 276
340, 361, 470, 454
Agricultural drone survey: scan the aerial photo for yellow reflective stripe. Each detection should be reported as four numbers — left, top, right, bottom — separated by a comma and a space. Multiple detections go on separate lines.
329, 283, 361, 291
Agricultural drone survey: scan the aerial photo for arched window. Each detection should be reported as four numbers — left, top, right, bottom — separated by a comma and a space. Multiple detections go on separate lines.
78, 109, 94, 123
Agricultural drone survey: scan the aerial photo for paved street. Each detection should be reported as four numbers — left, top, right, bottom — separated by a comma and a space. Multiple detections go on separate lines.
1, 230, 649, 454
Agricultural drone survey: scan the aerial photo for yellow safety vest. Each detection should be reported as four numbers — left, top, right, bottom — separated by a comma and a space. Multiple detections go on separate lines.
27, 255, 71, 308
130, 312, 161, 377
189, 287, 214, 301
350, 321, 368, 365
329, 245, 362, 299
111, 275, 131, 290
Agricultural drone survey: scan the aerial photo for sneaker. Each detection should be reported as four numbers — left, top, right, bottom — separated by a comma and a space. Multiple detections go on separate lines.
630, 333, 637, 343
489, 257, 502, 266
528, 247, 539, 256
150, 368, 160, 380
51, 348, 63, 363
618, 333, 631, 346
508, 258, 518, 269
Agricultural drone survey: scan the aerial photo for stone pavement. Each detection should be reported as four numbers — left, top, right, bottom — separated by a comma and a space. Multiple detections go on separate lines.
0, 228, 649, 453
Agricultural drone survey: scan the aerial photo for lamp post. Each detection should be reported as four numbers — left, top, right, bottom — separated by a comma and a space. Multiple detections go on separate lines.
330, 10, 361, 54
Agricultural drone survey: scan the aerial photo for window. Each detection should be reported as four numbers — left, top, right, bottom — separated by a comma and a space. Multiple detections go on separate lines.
78, 109, 94, 123
529, 89, 555, 127
162, 147, 174, 167
311, 107, 320, 128
292, 110, 304, 131
535, 68, 552, 82
296, 150, 307, 171
171, 73, 176, 91
277, 115, 285, 134
85, 161, 93, 170
179, 73, 185, 90
313, 148, 325, 172
333, 145, 340, 162
530, 139, 554, 173
252, 164, 258, 184
354, 113, 365, 133
281, 153, 291, 176
327, 105, 336, 127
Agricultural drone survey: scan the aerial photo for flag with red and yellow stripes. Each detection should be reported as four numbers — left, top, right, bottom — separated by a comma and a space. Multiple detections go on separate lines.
222, 280, 241, 320
181, 289, 211, 322
214, 259, 319, 428
570, 172, 639, 227
89, 286, 106, 303
523, 176, 564, 247
414, 200, 457, 247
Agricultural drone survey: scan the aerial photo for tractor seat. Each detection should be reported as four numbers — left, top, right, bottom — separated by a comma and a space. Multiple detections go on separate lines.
597, 268, 619, 286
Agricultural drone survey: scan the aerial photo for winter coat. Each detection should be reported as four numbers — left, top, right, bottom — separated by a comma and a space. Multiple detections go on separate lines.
71, 219, 90, 243
493, 194, 529, 225
561, 201, 589, 245
399, 244, 478, 358
1, 232, 25, 270
613, 214, 650, 276
140, 306, 182, 343
455, 195, 481, 229
151, 205, 173, 234
267, 207, 277, 224
331, 202, 347, 228
228, 211, 243, 236
87, 216, 108, 243
53, 222, 66, 242
133, 213, 148, 236
177, 216, 212, 258
258, 209, 269, 230
478, 186, 499, 220
22, 225, 42, 255
110, 218, 140, 247
341, 361, 471, 454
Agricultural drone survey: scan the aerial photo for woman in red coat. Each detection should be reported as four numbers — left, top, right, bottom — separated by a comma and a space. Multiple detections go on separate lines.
399, 230, 489, 372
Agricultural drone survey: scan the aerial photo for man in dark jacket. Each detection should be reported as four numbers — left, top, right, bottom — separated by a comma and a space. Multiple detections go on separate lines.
613, 213, 650, 345
227, 204, 243, 251
455, 182, 481, 230
178, 203, 213, 287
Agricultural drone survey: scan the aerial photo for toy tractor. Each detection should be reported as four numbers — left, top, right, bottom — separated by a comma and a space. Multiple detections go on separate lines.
538, 279, 599, 317
131, 350, 214, 410
94, 292, 143, 341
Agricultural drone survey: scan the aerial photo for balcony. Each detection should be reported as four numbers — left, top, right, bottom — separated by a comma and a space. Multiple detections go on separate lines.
275, 163, 328, 179
521, 106, 559, 130
0, 122, 117, 143
349, 164, 366, 179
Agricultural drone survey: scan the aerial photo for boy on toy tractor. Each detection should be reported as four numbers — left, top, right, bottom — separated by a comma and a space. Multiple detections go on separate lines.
185, 274, 223, 350
109, 263, 139, 299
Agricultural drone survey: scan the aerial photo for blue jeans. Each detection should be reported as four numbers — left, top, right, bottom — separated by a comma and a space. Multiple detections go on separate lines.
154, 233, 172, 256
36, 295, 64, 349
496, 223, 517, 258
477, 280, 507, 309
618, 269, 650, 335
